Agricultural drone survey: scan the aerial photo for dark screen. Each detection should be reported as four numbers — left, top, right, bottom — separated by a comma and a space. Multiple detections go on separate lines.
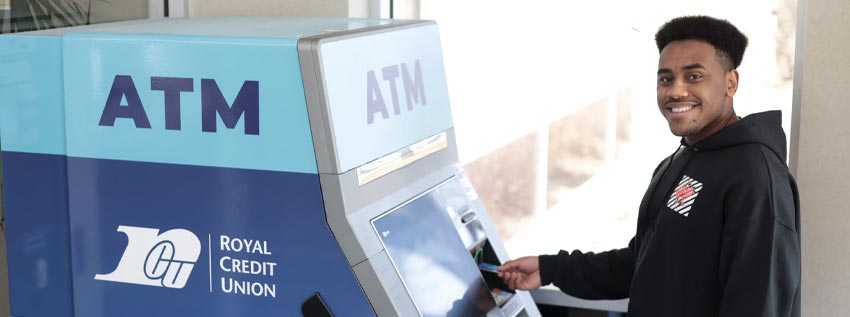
373, 183, 500, 317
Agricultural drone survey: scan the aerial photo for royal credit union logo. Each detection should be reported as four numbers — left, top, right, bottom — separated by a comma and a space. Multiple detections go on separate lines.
95, 225, 201, 289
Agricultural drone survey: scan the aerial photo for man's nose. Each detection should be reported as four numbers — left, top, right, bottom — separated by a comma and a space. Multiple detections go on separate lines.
668, 80, 689, 99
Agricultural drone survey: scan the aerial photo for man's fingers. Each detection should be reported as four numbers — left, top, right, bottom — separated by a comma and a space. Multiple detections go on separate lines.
505, 271, 525, 290
498, 261, 518, 272
502, 272, 514, 287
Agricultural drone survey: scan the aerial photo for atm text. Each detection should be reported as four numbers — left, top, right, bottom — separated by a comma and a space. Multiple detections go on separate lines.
99, 75, 260, 135
366, 59, 427, 125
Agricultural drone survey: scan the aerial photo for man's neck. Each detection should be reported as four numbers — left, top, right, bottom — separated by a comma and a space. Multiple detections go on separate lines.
684, 110, 739, 145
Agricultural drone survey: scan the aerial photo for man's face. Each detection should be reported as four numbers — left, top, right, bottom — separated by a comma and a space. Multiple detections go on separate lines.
656, 40, 738, 144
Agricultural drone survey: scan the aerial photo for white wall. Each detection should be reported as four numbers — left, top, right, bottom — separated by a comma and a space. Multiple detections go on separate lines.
794, 0, 850, 315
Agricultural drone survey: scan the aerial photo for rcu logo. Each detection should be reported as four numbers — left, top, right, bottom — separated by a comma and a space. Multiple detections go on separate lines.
95, 225, 201, 289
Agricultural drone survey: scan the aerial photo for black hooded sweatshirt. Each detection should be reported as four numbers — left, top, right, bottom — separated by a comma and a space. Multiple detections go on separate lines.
538, 111, 801, 316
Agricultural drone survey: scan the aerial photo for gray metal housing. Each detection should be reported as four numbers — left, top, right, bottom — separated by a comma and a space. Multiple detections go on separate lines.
298, 21, 541, 317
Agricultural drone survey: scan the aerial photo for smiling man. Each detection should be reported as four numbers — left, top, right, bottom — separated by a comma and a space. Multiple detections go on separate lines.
499, 16, 801, 316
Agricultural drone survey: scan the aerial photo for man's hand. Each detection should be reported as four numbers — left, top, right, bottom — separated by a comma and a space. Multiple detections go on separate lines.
497, 256, 542, 290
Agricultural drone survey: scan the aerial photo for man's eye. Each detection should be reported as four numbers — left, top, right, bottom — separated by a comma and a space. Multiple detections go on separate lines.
688, 74, 704, 80
658, 77, 673, 84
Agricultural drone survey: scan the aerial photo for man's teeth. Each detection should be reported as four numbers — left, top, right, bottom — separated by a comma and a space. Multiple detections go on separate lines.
672, 106, 693, 113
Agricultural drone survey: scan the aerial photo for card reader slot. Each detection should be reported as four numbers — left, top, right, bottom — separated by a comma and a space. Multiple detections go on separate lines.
460, 210, 477, 224
475, 240, 502, 266
480, 269, 514, 293
470, 239, 516, 308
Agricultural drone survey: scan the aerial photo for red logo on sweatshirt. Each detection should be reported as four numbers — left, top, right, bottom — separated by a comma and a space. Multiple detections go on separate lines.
667, 175, 703, 217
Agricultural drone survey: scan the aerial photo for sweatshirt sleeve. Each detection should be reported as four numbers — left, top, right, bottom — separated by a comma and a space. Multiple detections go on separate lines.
538, 237, 635, 300
717, 160, 801, 316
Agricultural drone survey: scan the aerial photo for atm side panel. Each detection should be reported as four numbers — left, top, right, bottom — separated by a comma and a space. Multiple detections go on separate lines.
60, 32, 373, 317
0, 34, 74, 317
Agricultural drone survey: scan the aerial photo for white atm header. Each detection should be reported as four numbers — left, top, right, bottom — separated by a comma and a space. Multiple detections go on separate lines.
318, 23, 454, 173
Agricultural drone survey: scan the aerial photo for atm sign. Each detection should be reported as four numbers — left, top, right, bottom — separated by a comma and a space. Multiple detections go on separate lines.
365, 59, 427, 125
99, 75, 260, 135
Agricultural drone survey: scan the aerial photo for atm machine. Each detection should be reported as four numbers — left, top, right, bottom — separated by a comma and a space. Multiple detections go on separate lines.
0, 17, 541, 317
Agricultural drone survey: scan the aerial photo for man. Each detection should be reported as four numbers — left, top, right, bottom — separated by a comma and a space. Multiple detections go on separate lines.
498, 16, 800, 316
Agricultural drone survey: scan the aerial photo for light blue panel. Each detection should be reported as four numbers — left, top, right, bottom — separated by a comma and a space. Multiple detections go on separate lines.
320, 23, 453, 172
62, 33, 317, 173
0, 35, 66, 155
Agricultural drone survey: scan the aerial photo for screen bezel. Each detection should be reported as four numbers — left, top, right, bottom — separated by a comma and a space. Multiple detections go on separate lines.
370, 176, 500, 317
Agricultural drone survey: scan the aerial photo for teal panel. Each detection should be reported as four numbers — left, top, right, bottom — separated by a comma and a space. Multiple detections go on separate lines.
0, 35, 66, 155
63, 33, 317, 173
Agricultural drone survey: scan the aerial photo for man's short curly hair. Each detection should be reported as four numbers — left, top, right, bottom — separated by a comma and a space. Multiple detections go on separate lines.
655, 16, 748, 70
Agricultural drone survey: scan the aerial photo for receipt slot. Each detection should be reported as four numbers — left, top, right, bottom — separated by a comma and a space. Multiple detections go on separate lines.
0, 17, 541, 317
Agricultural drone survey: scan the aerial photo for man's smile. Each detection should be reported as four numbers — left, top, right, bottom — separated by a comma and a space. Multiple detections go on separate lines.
665, 101, 700, 117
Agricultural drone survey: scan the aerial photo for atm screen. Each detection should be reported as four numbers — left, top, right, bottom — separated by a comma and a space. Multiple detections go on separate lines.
373, 181, 500, 317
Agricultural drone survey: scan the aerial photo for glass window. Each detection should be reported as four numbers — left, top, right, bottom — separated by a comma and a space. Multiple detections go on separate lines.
392, 1, 798, 258
1, 0, 149, 34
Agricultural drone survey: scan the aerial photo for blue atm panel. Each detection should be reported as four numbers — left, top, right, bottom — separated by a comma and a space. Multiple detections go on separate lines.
0, 17, 379, 317
2, 152, 73, 317
67, 158, 373, 316
0, 34, 73, 317
59, 24, 372, 317
0, 16, 542, 317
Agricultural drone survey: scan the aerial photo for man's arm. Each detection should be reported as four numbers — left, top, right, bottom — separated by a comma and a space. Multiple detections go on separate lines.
717, 159, 801, 316
718, 220, 800, 316
536, 238, 636, 300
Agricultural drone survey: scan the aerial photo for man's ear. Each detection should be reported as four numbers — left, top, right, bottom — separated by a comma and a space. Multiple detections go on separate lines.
726, 69, 740, 97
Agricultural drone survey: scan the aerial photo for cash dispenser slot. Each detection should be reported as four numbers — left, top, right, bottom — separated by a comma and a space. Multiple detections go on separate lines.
471, 240, 516, 308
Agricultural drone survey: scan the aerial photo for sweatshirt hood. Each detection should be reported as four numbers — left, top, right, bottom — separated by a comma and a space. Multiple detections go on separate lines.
687, 110, 788, 161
